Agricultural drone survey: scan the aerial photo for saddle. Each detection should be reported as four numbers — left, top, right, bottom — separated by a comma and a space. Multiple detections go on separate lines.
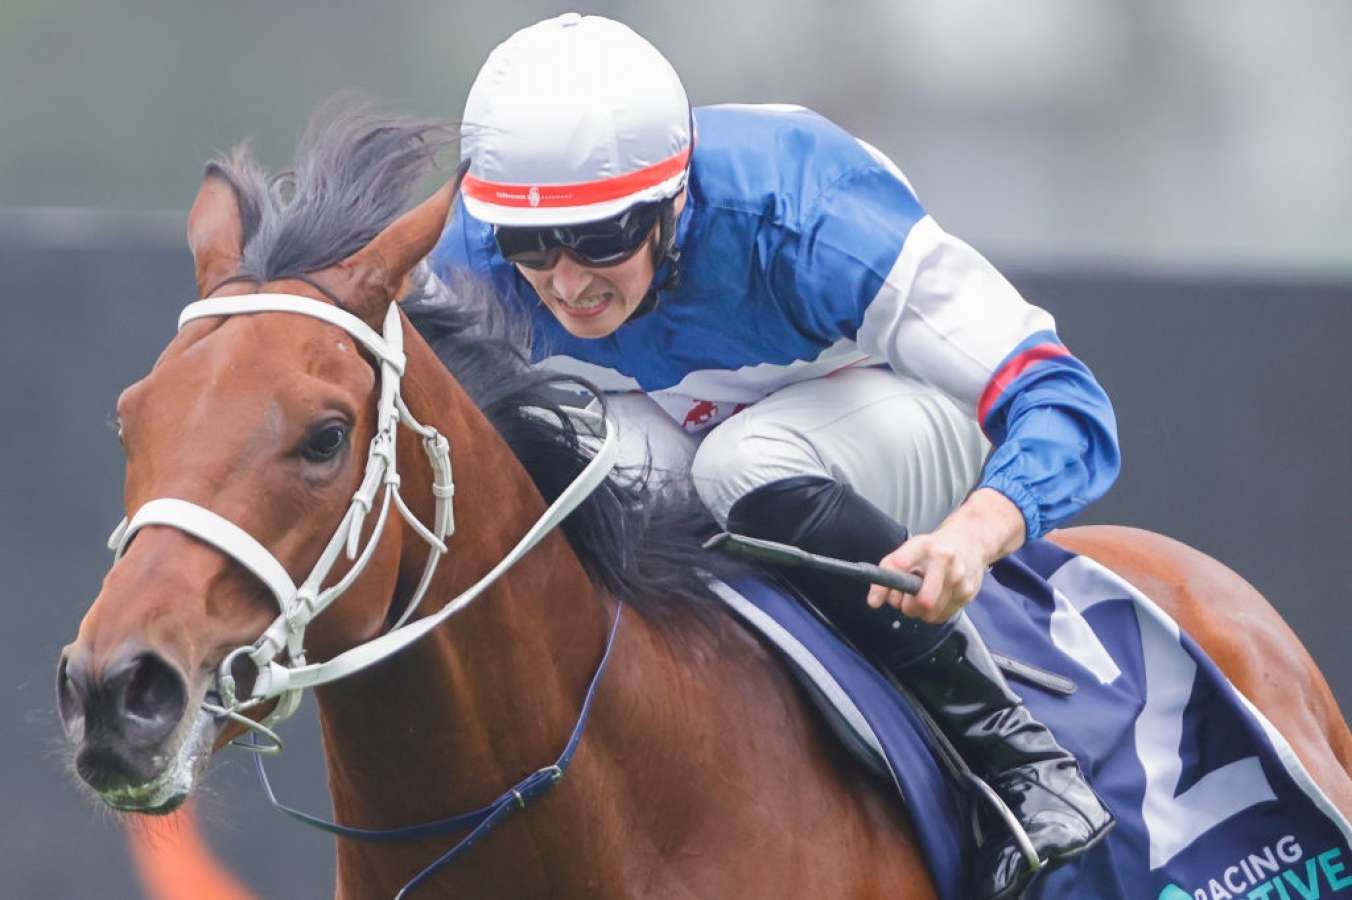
710, 540, 1352, 900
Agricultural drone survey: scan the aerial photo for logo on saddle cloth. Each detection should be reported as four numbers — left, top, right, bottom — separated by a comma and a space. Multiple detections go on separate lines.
1158, 835, 1352, 900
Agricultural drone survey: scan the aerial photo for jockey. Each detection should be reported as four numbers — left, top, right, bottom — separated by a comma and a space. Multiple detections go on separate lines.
431, 13, 1118, 897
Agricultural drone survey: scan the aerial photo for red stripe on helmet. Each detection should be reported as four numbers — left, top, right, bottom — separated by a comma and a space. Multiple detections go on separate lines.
463, 146, 691, 209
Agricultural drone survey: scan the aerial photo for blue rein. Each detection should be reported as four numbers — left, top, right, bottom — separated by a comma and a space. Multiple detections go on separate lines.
251, 602, 625, 899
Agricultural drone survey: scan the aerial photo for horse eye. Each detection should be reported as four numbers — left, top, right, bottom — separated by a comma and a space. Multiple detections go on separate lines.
302, 423, 349, 463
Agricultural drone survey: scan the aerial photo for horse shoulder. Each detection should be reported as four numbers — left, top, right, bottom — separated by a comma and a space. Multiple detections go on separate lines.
605, 610, 934, 899
1050, 524, 1352, 816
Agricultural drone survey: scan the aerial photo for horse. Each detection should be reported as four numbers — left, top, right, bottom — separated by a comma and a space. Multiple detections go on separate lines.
56, 105, 1352, 899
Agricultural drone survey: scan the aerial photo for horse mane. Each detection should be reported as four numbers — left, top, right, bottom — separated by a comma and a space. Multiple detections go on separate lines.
205, 94, 454, 282
402, 269, 742, 625
206, 99, 742, 626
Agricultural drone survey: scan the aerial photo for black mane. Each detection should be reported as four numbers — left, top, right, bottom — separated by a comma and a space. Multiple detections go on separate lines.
404, 272, 743, 624
210, 99, 742, 625
206, 95, 454, 282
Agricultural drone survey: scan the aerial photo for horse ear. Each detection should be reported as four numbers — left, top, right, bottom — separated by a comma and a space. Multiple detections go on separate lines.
337, 161, 468, 324
186, 172, 245, 298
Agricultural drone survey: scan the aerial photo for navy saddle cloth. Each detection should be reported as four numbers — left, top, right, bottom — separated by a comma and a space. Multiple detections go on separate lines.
710, 539, 1352, 900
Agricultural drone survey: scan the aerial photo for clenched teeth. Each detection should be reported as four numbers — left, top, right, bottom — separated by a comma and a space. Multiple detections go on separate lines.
562, 294, 609, 310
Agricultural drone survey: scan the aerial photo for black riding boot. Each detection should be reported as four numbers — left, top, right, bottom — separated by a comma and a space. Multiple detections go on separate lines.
726, 476, 1114, 900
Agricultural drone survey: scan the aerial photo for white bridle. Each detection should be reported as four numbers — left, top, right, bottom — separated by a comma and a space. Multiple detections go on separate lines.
106, 293, 619, 751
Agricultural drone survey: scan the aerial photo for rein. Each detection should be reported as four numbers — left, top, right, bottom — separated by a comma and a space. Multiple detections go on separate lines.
255, 603, 623, 900
104, 292, 624, 894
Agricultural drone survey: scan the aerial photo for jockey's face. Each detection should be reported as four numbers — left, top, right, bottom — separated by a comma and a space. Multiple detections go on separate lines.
514, 190, 686, 339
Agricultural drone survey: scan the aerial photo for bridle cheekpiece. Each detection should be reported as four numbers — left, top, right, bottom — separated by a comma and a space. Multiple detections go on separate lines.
106, 293, 617, 752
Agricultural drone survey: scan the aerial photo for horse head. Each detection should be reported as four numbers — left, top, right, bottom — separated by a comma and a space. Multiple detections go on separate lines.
56, 114, 459, 814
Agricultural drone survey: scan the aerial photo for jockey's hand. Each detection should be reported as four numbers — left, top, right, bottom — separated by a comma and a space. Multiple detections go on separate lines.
866, 488, 1027, 624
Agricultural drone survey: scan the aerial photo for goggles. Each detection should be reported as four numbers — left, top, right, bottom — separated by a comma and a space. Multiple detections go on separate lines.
494, 201, 665, 270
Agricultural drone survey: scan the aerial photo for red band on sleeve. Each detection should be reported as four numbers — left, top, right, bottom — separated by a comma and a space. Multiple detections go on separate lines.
977, 343, 1072, 425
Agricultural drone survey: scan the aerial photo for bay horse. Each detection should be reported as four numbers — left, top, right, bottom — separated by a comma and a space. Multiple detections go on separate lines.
57, 106, 1352, 899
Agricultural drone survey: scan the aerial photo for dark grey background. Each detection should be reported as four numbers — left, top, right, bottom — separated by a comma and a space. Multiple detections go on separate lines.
4, 0, 1351, 896
4, 232, 1348, 899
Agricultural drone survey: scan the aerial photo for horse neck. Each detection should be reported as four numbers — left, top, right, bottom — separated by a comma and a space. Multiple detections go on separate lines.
304, 315, 929, 898
312, 317, 614, 891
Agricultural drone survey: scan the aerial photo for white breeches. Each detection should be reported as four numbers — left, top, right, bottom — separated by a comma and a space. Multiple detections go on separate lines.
599, 367, 990, 534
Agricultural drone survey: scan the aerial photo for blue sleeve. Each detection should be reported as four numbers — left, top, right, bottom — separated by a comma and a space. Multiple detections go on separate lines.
766, 165, 1120, 539
977, 333, 1121, 540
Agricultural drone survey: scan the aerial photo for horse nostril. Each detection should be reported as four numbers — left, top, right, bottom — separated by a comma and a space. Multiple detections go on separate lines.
58, 647, 190, 792
117, 652, 188, 745
56, 652, 88, 742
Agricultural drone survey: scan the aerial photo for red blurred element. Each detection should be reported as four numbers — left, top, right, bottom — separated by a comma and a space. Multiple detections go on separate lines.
125, 802, 257, 900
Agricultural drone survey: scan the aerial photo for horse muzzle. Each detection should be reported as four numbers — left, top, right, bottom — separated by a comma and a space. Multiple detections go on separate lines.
57, 643, 205, 812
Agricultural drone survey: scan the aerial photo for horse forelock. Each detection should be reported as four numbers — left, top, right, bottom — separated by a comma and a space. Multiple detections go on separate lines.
206, 94, 456, 285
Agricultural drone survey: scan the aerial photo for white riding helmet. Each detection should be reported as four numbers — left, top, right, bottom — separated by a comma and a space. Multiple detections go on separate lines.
461, 13, 692, 227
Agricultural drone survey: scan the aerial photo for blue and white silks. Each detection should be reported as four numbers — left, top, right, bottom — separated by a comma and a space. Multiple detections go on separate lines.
431, 104, 1119, 540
